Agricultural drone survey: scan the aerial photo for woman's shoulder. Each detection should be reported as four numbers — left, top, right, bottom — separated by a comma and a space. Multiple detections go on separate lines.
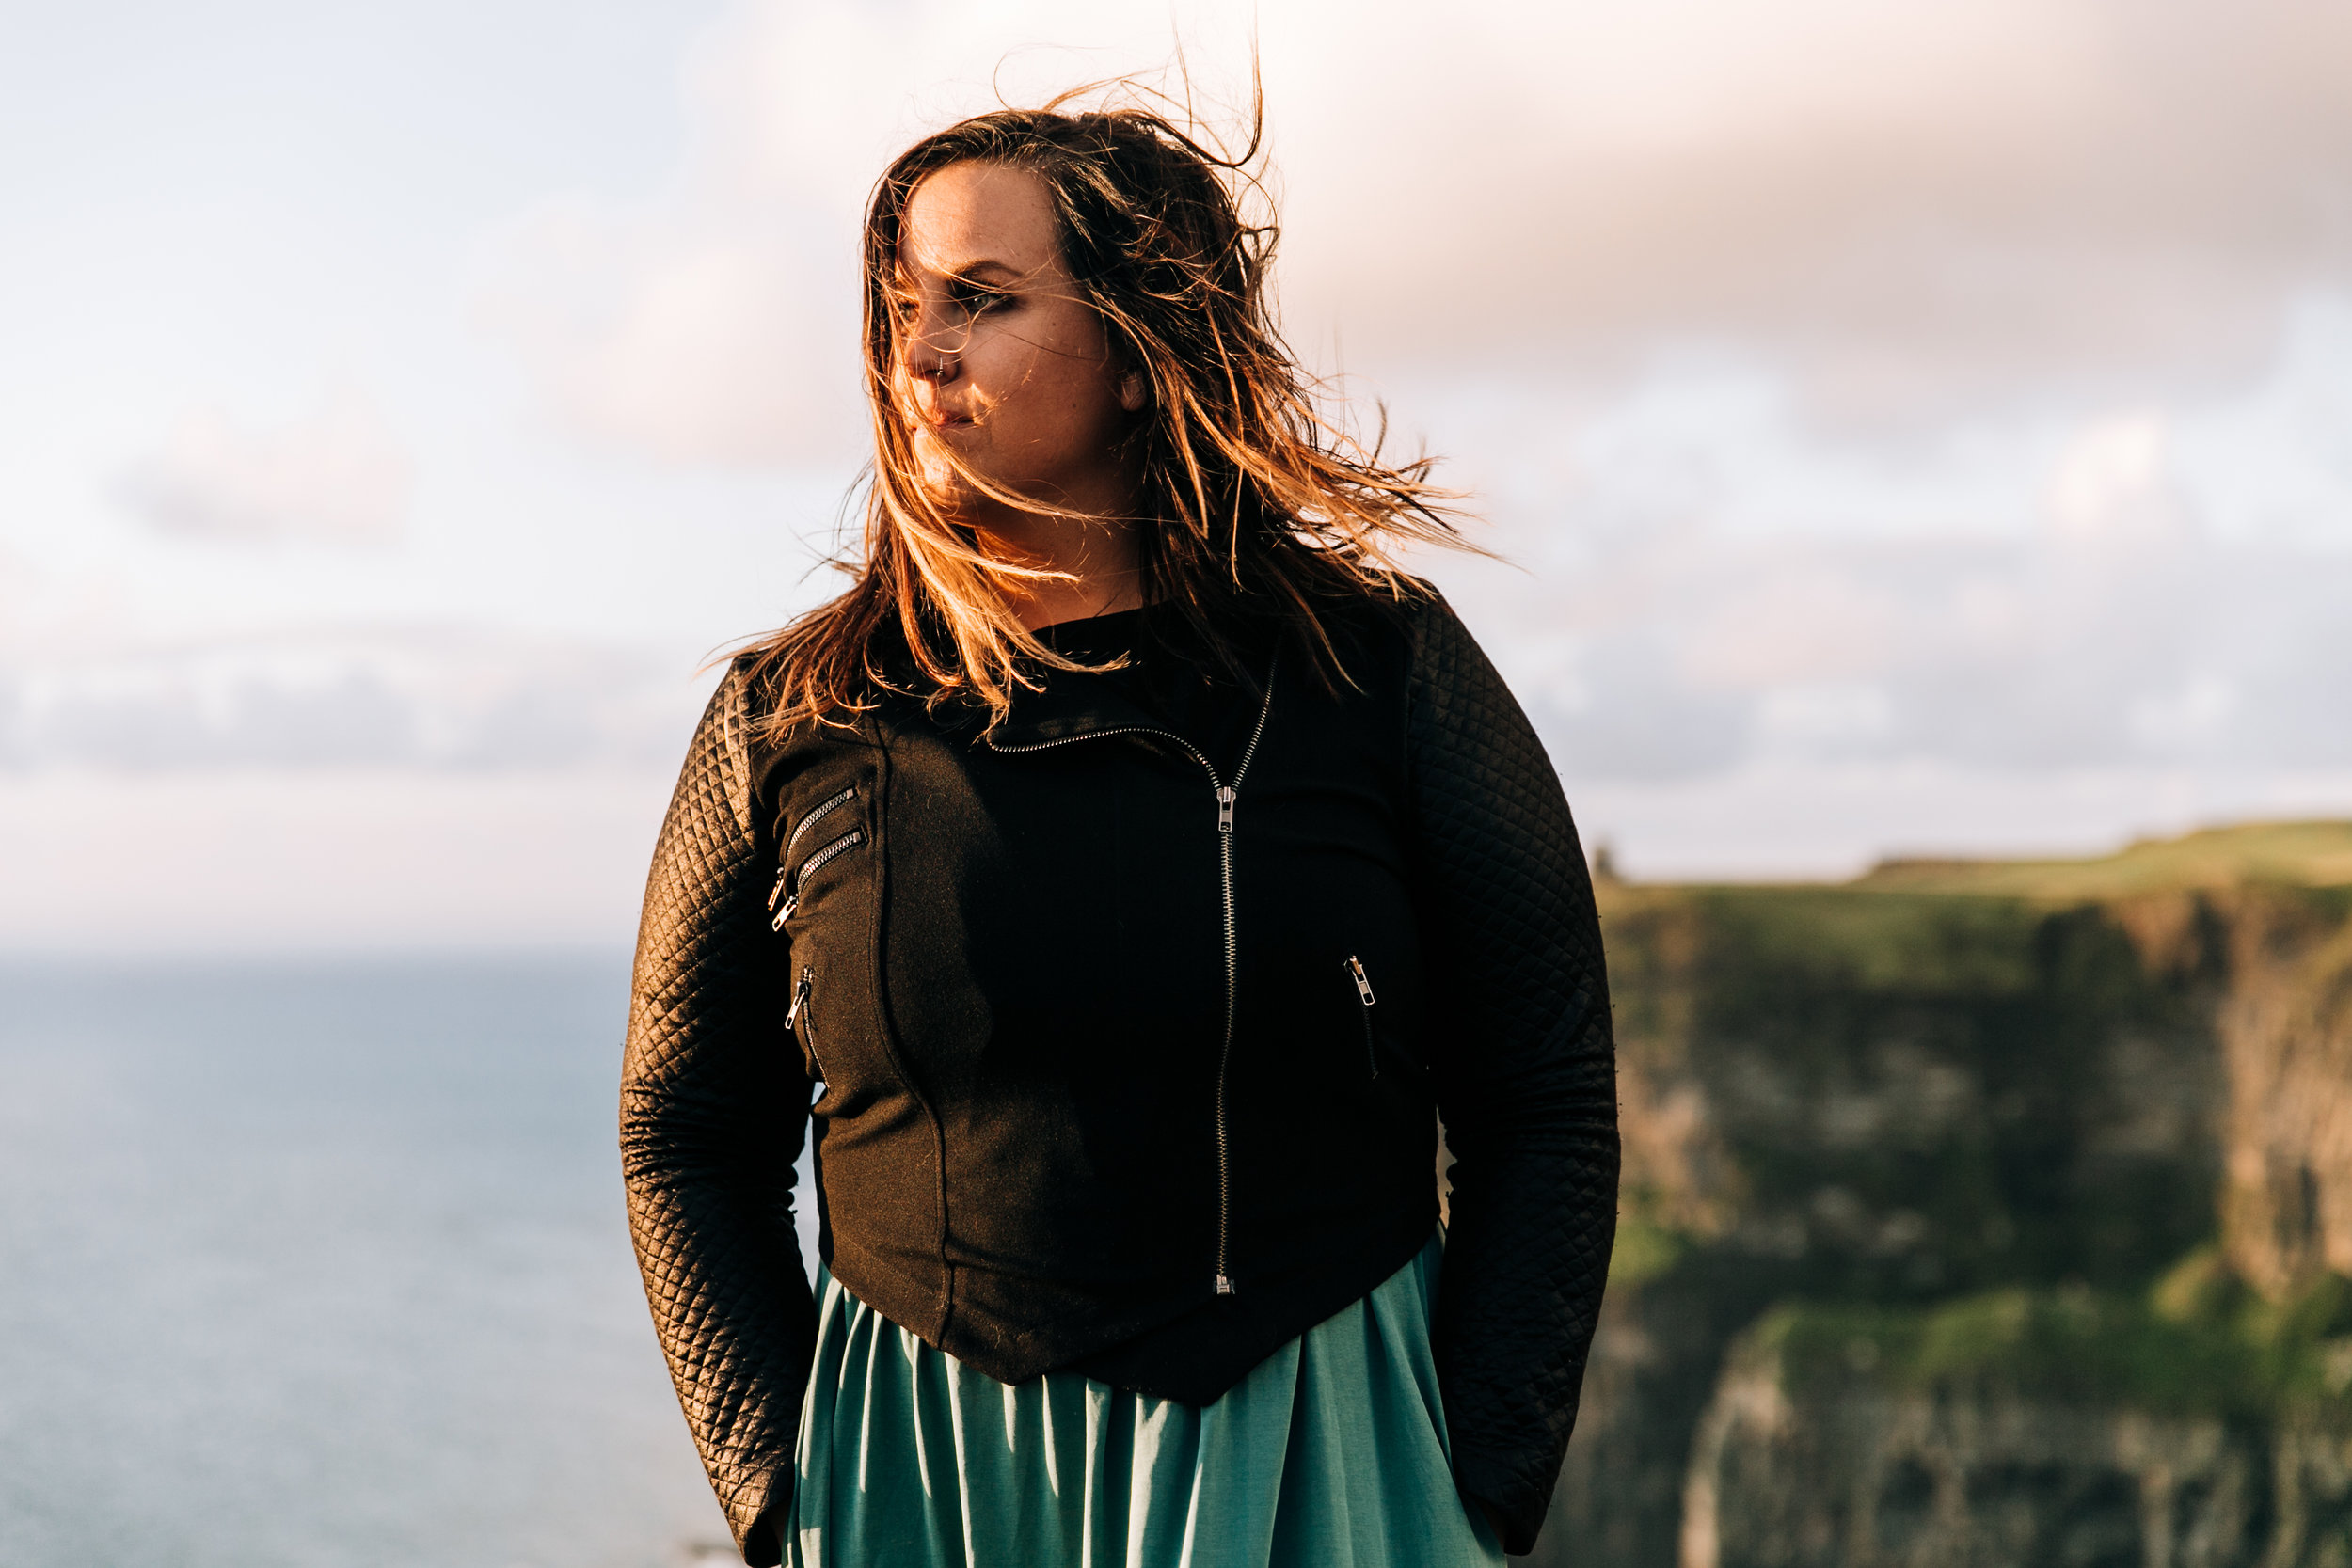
1296, 573, 1472, 676
700, 655, 893, 815
1309, 579, 1538, 752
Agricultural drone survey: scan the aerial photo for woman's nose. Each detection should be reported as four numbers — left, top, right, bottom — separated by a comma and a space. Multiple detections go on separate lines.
906, 303, 964, 380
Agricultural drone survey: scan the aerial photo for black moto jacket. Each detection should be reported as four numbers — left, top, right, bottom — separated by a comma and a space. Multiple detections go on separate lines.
620, 589, 1618, 1562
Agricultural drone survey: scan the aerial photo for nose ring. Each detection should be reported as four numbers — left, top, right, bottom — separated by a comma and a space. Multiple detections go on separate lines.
922, 354, 958, 382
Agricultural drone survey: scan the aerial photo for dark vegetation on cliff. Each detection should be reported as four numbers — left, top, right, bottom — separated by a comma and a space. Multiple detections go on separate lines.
1535, 821, 2352, 1568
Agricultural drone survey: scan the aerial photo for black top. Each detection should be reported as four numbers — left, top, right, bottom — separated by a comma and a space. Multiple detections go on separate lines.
1035, 604, 1261, 774
620, 587, 1619, 1563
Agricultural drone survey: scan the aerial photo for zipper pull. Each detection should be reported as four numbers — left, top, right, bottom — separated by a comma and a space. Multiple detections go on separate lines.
771, 885, 799, 933
1215, 1273, 1236, 1295
766, 866, 789, 912
1346, 955, 1375, 1006
1216, 785, 1236, 833
787, 966, 812, 1030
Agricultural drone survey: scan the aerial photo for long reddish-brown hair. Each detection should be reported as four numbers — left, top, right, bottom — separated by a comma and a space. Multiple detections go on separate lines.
741, 86, 1468, 727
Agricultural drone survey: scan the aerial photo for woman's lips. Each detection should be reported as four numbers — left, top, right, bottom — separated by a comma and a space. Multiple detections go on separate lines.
908, 401, 975, 436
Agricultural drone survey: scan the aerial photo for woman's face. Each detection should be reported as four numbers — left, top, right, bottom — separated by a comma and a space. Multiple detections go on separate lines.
891, 161, 1145, 521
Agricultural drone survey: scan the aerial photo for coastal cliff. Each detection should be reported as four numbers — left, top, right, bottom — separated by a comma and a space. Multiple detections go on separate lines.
1533, 822, 2352, 1567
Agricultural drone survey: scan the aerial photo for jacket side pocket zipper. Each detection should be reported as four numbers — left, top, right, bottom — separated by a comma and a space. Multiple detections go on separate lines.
787, 964, 826, 1082
771, 827, 866, 931
1345, 954, 1377, 1080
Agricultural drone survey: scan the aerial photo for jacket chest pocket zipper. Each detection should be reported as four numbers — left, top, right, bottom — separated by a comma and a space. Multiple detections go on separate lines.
787, 964, 826, 1081
769, 826, 866, 931
1344, 955, 1378, 1080
770, 786, 861, 929
786, 786, 856, 857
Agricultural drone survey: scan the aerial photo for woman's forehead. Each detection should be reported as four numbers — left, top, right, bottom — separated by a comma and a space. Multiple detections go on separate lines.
898, 161, 1064, 282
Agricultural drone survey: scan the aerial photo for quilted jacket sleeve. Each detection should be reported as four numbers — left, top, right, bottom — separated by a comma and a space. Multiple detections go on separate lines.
1406, 594, 1620, 1556
620, 667, 816, 1567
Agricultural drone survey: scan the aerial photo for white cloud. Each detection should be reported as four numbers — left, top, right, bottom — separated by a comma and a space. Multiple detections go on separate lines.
481, 198, 864, 466
480, 0, 2352, 465
0, 766, 671, 952
1562, 758, 2352, 883
1425, 300, 2352, 793
0, 626, 707, 775
119, 390, 413, 545
2046, 414, 2185, 546
1261, 0, 2352, 405
21, 0, 2352, 945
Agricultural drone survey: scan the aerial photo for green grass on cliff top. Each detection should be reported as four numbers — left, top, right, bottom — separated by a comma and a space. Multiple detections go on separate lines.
1754, 1248, 2352, 1423
1840, 819, 2352, 898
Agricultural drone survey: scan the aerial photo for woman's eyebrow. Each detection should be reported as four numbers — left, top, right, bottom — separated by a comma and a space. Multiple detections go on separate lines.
893, 257, 1031, 293
946, 260, 1024, 284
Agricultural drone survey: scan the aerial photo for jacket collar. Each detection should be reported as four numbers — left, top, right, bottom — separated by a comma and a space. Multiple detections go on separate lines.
982, 665, 1167, 751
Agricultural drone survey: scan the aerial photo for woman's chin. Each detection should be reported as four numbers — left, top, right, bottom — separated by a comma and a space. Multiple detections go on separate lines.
914, 463, 1032, 524
914, 454, 976, 506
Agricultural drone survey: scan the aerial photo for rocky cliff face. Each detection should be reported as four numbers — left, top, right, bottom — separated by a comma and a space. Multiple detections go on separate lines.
2215, 887, 2352, 1298
1531, 824, 2352, 1567
1681, 1337, 2352, 1568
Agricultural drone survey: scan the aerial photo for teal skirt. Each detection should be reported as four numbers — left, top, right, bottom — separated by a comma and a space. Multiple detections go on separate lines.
786, 1232, 1503, 1567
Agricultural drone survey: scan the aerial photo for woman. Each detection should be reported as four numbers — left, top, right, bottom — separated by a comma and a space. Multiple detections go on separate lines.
621, 100, 1617, 1568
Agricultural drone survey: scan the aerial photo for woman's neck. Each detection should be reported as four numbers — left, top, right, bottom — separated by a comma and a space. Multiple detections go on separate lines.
976, 509, 1146, 631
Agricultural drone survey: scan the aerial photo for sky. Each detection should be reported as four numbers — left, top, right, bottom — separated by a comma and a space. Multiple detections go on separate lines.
5, 0, 2352, 950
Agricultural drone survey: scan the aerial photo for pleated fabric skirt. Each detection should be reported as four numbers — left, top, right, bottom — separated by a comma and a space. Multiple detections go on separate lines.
785, 1231, 1504, 1568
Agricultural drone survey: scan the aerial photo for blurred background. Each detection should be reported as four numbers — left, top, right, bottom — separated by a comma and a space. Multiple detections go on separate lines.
4, 2, 2350, 1564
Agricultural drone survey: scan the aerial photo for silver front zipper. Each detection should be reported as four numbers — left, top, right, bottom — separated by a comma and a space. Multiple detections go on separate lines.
986, 663, 1276, 1296
1345, 954, 1378, 1080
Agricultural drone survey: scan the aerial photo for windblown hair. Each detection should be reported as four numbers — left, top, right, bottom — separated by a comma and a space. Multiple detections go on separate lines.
742, 86, 1469, 727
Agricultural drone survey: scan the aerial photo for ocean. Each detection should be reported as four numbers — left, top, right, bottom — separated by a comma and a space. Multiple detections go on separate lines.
0, 956, 810, 1568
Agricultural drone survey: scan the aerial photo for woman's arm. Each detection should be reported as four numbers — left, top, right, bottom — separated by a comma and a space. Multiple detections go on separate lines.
1406, 594, 1621, 1556
620, 667, 815, 1568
